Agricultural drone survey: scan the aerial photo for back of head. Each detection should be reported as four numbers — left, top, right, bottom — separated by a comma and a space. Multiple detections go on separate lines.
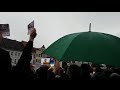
81, 64, 91, 72
36, 65, 49, 80
110, 73, 120, 80
81, 64, 91, 79
67, 64, 81, 80
95, 66, 103, 72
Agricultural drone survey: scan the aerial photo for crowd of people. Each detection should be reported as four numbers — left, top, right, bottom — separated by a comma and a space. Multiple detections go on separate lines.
0, 28, 120, 81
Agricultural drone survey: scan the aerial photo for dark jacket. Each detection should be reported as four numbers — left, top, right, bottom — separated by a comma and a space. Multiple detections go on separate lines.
0, 48, 12, 80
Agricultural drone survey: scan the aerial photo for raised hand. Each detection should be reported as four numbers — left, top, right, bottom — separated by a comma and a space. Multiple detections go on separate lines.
29, 28, 37, 41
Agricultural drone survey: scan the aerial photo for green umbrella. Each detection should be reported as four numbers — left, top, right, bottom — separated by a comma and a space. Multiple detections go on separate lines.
43, 31, 120, 67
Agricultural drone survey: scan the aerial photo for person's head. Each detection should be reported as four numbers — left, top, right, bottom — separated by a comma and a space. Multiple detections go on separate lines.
95, 66, 103, 73
36, 65, 49, 80
110, 73, 120, 80
81, 64, 91, 74
81, 64, 91, 79
67, 64, 81, 80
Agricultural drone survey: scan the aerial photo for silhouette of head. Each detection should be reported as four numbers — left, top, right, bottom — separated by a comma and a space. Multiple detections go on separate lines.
67, 64, 81, 79
36, 65, 49, 80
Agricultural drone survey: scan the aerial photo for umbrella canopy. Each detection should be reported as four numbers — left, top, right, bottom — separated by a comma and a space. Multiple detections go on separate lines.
43, 31, 120, 67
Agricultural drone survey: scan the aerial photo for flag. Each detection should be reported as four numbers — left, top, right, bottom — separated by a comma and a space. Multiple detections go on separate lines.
0, 24, 10, 36
28, 20, 34, 35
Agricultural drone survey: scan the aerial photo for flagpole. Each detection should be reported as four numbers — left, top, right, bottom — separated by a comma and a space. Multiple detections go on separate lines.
89, 23, 91, 32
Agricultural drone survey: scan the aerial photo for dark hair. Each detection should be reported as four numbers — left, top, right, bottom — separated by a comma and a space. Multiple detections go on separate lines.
36, 65, 49, 80
67, 64, 81, 80
96, 66, 103, 72
81, 64, 91, 79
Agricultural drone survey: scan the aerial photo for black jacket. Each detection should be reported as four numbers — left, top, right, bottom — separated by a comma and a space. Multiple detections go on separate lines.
0, 48, 11, 79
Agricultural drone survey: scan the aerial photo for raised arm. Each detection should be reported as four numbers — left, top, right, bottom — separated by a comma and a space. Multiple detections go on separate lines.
16, 28, 37, 69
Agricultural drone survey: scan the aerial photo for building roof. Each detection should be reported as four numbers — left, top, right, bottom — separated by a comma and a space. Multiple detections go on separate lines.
22, 41, 45, 53
0, 38, 46, 53
41, 45, 45, 49
32, 48, 38, 53
0, 38, 24, 51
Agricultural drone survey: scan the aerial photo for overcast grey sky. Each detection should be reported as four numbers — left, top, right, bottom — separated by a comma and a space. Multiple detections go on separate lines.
0, 12, 120, 48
